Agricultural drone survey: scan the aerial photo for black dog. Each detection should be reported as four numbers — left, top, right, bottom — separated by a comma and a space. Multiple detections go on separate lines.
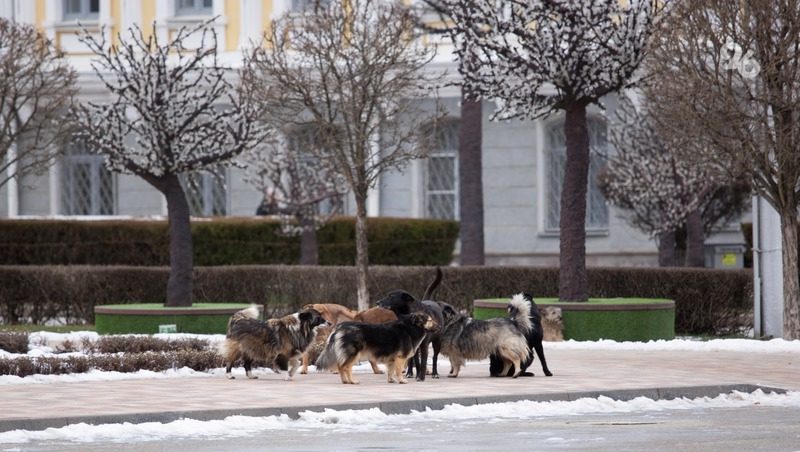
376, 267, 443, 381
489, 293, 553, 377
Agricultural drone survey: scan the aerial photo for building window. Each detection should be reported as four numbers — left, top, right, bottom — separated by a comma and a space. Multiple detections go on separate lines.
60, 142, 115, 215
175, 0, 213, 16
62, 0, 99, 20
183, 170, 227, 217
545, 116, 609, 232
285, 128, 342, 215
291, 0, 331, 13
426, 121, 459, 220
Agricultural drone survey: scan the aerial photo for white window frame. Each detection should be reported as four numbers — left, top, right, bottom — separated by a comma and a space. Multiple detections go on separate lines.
424, 120, 459, 221
175, 0, 214, 17
62, 0, 99, 21
539, 115, 609, 235
59, 142, 116, 216
182, 169, 228, 217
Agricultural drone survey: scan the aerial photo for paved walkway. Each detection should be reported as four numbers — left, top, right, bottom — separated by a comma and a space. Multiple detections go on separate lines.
1, 348, 798, 432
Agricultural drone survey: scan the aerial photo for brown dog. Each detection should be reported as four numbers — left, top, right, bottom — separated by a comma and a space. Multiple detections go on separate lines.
303, 303, 357, 326
353, 306, 397, 324
300, 324, 334, 374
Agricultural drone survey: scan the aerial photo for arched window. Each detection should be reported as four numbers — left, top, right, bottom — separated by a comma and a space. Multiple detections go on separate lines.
59, 141, 115, 215
545, 117, 608, 231
426, 121, 459, 220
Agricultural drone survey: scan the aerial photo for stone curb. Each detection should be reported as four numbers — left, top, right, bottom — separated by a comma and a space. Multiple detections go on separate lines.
0, 384, 786, 433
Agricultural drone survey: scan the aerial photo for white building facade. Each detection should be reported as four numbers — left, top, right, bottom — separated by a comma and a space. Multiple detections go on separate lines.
0, 0, 746, 266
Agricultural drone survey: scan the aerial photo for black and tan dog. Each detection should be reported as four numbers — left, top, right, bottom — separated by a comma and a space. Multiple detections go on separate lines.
438, 297, 531, 378
376, 267, 443, 380
314, 312, 438, 384
489, 293, 554, 377
219, 306, 327, 381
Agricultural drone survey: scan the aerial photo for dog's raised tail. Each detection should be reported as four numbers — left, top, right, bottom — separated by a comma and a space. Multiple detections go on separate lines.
422, 266, 443, 300
509, 293, 533, 334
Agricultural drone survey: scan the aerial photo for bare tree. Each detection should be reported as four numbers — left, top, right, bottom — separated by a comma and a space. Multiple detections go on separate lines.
0, 18, 77, 188
241, 127, 345, 265
599, 94, 748, 267
648, 0, 800, 338
458, 94, 485, 265
437, 0, 668, 301
72, 22, 265, 307
242, 0, 445, 310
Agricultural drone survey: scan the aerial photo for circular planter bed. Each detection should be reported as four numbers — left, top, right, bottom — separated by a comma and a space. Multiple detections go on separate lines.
473, 298, 675, 342
94, 303, 257, 335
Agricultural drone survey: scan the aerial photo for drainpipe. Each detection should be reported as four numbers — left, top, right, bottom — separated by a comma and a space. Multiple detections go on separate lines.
752, 194, 762, 337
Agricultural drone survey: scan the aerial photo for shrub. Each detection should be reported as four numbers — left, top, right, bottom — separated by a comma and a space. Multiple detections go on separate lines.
0, 351, 222, 377
0, 332, 28, 354
0, 265, 751, 335
0, 217, 458, 267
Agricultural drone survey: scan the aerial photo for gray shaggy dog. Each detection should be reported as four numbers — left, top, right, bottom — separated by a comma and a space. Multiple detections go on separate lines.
438, 296, 532, 378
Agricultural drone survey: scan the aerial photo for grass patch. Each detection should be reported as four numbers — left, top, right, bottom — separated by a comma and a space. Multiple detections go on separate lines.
0, 324, 95, 333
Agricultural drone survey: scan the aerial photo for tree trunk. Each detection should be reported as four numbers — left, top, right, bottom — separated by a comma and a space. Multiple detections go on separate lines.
162, 174, 194, 307
458, 95, 485, 265
685, 208, 705, 267
780, 210, 800, 339
298, 215, 319, 265
657, 230, 677, 267
354, 193, 370, 311
558, 101, 590, 302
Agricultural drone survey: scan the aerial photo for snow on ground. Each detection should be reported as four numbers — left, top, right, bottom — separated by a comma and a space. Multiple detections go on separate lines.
0, 333, 798, 385
0, 388, 797, 445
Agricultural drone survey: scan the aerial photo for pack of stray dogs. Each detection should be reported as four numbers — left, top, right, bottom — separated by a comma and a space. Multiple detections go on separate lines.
218, 268, 563, 384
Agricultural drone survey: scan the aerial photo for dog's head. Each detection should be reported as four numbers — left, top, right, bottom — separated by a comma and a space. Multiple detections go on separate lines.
540, 306, 563, 325
376, 290, 417, 316
404, 312, 438, 332
298, 307, 328, 329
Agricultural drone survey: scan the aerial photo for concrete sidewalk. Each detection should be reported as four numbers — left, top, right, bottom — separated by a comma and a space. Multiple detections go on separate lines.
1, 348, 798, 433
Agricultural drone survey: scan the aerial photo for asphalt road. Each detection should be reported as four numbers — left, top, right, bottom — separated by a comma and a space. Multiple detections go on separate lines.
7, 404, 800, 452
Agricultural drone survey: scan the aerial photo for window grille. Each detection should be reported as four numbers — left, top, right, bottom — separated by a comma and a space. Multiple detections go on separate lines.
545, 117, 609, 231
426, 121, 459, 220
183, 170, 227, 217
291, 0, 331, 13
62, 0, 99, 20
60, 142, 115, 215
175, 0, 213, 16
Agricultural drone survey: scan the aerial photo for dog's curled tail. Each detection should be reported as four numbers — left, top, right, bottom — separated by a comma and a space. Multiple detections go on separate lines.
509, 293, 533, 334
314, 330, 339, 371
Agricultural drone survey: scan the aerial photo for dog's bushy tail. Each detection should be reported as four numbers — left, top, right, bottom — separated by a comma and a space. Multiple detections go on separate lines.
314, 329, 339, 371
509, 293, 533, 334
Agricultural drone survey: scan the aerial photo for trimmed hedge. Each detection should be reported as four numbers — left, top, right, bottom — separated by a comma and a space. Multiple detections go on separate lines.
0, 265, 752, 335
0, 217, 459, 266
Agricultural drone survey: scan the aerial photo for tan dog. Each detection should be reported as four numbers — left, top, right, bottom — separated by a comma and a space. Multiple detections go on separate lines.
353, 306, 397, 324
541, 306, 564, 342
303, 303, 356, 326
300, 324, 334, 374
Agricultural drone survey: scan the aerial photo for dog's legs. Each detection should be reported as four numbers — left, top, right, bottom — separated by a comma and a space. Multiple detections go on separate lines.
369, 358, 384, 374
416, 340, 429, 382
509, 358, 523, 378
340, 356, 360, 384
396, 357, 408, 384
386, 359, 397, 383
447, 357, 463, 378
431, 339, 441, 379
533, 341, 553, 377
225, 361, 235, 379
244, 357, 258, 379
405, 354, 416, 378
286, 357, 300, 381
300, 352, 310, 375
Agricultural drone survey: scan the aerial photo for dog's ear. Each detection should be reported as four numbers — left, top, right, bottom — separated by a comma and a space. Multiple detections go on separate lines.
299, 309, 320, 323
522, 293, 534, 301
